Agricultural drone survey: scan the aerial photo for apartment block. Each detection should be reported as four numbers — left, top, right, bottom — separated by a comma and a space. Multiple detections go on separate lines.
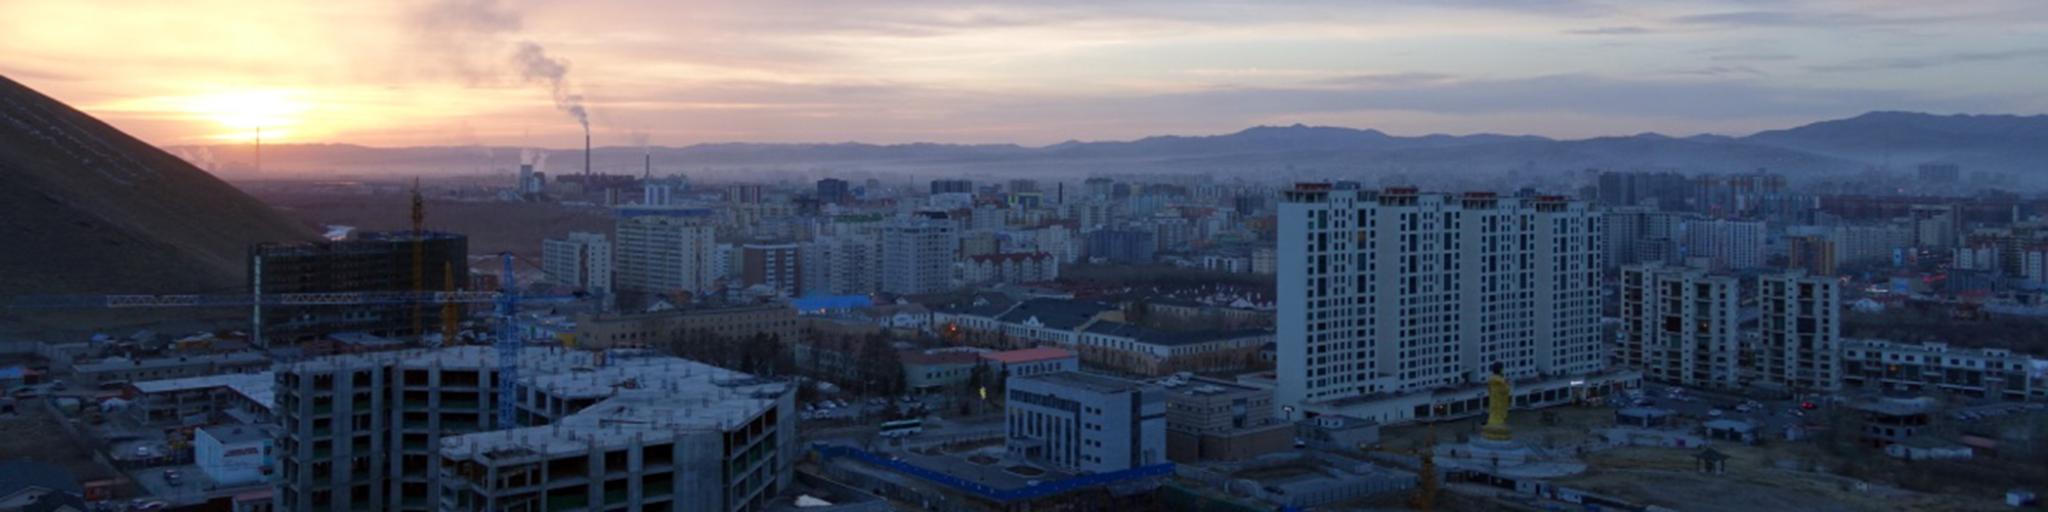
1841, 339, 2045, 402
613, 207, 720, 295
880, 211, 958, 295
739, 243, 801, 297
1755, 270, 1842, 392
541, 232, 612, 296
274, 346, 795, 512
1619, 264, 1741, 389
1274, 185, 1604, 413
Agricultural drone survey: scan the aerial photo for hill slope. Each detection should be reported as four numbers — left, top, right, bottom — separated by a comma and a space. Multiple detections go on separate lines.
0, 75, 315, 297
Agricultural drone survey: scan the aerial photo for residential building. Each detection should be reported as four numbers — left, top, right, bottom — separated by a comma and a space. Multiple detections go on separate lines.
1841, 339, 2045, 402
817, 178, 850, 204
1251, 248, 1277, 275
249, 231, 470, 345
1155, 375, 1292, 462
799, 235, 881, 296
126, 371, 276, 427
1274, 185, 1606, 415
1755, 270, 1842, 392
880, 211, 958, 295
613, 207, 720, 295
1786, 234, 1837, 276
1603, 208, 1691, 268
1682, 219, 1766, 271
1086, 229, 1156, 264
1620, 264, 1741, 389
740, 243, 802, 297
901, 349, 986, 393
1596, 171, 1690, 210
962, 252, 1060, 285
1005, 372, 1166, 473
274, 346, 796, 512
541, 232, 612, 297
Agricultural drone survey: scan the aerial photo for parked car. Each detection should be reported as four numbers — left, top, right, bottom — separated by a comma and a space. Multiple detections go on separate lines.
164, 469, 183, 486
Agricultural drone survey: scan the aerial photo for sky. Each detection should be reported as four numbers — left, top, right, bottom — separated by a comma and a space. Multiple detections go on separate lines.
2, 0, 2044, 148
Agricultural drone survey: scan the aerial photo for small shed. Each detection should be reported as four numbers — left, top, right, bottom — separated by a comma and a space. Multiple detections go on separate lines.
1694, 447, 1729, 475
1616, 407, 1674, 428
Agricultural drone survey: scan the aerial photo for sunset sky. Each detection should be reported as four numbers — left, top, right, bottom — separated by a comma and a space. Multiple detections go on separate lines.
3, 0, 2043, 148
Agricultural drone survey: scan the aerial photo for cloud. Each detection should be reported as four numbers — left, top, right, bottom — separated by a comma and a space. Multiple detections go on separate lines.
1708, 52, 1795, 62
1318, 72, 1458, 87
1807, 48, 2048, 72
1664, 66, 1766, 77
1566, 26, 1654, 35
1671, 10, 1945, 28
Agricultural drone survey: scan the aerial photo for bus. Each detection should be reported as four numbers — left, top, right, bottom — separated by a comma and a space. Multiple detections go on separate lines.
879, 418, 923, 438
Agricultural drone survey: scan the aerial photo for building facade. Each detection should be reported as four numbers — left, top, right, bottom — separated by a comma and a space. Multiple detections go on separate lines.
739, 243, 801, 297
1620, 264, 1741, 389
249, 231, 470, 345
880, 212, 958, 295
1274, 185, 1604, 411
613, 207, 720, 295
962, 252, 1060, 285
541, 232, 613, 296
1755, 270, 1842, 392
1841, 339, 2045, 402
1005, 372, 1166, 473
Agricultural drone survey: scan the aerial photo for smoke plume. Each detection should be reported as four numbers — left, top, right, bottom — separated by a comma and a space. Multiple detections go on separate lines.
513, 41, 588, 129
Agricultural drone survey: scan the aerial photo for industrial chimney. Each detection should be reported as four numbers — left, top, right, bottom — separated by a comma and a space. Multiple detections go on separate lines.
584, 129, 592, 178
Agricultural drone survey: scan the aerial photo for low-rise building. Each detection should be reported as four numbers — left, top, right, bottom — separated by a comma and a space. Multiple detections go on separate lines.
1841, 339, 2046, 402
126, 371, 276, 426
1156, 376, 1291, 462
963, 252, 1060, 285
979, 347, 1079, 378
74, 351, 270, 389
1006, 372, 1165, 473
1076, 322, 1273, 377
573, 303, 799, 349
900, 348, 986, 393
196, 425, 275, 486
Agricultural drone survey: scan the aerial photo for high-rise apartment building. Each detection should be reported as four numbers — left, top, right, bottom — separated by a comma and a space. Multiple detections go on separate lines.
880, 211, 958, 295
542, 232, 613, 295
739, 243, 801, 297
1603, 208, 1691, 268
1756, 270, 1841, 392
1274, 185, 1604, 413
816, 178, 850, 204
273, 347, 795, 512
249, 231, 470, 346
1595, 171, 1690, 210
799, 235, 881, 296
1785, 235, 1838, 277
1619, 264, 1741, 389
613, 207, 720, 295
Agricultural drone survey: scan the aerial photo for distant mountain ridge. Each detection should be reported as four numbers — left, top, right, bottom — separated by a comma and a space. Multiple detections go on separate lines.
0, 75, 315, 297
174, 111, 2047, 181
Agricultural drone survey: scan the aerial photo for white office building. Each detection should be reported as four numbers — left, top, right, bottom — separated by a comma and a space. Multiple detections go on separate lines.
613, 207, 720, 295
1756, 270, 1842, 392
1005, 371, 1165, 473
1274, 185, 1606, 416
1620, 264, 1741, 389
542, 232, 613, 296
881, 211, 958, 295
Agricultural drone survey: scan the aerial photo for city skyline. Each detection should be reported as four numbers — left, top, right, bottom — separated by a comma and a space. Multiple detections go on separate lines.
3, 0, 2045, 149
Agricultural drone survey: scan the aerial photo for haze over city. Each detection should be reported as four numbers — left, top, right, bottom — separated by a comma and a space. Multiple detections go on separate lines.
5, 0, 2045, 149
4, 2, 2048, 512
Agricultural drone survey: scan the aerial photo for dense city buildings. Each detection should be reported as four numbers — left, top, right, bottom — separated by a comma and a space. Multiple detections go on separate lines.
1619, 264, 1741, 389
739, 242, 802, 297
1085, 229, 1156, 264
816, 177, 850, 204
1682, 219, 1766, 271
249, 231, 471, 346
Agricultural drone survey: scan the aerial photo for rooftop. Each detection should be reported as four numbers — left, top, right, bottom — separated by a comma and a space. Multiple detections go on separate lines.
1014, 371, 1151, 395
129, 371, 275, 408
74, 351, 270, 374
1082, 321, 1273, 347
994, 298, 1116, 330
981, 347, 1076, 365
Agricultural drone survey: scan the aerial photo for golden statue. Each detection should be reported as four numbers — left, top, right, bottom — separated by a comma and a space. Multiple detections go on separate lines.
1481, 363, 1513, 442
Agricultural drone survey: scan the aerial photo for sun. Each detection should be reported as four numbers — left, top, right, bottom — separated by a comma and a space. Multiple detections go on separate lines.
174, 89, 312, 142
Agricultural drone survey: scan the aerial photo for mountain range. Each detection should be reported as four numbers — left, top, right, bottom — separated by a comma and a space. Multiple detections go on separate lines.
177, 111, 2048, 183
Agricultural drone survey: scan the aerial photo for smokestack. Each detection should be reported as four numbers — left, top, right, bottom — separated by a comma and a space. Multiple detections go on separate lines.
584, 129, 592, 178
644, 152, 651, 180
